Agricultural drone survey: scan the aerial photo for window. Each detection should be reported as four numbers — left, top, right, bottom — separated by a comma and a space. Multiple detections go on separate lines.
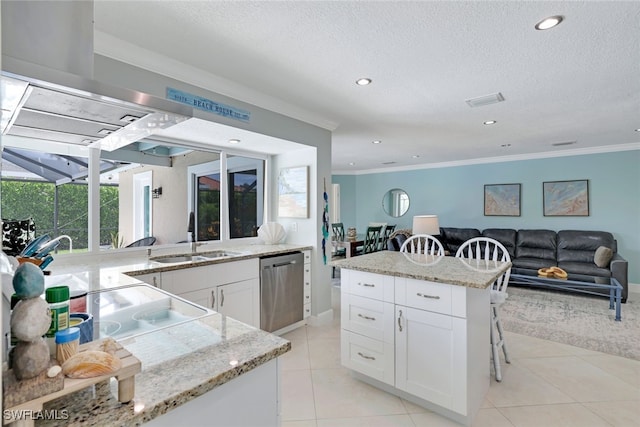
188, 153, 264, 242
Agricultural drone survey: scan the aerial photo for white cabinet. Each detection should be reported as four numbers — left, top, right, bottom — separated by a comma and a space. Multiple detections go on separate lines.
134, 272, 161, 288
303, 250, 311, 318
340, 268, 489, 426
158, 259, 260, 328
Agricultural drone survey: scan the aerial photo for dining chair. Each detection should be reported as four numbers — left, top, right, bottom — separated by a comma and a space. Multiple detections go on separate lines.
357, 225, 382, 255
399, 234, 444, 256
379, 224, 396, 251
331, 223, 347, 278
455, 237, 511, 382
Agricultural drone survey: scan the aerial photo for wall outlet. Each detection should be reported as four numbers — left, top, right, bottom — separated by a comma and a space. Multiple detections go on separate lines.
290, 222, 298, 232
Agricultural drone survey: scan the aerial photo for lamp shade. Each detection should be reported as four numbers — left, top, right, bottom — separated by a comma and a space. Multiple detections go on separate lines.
412, 215, 439, 235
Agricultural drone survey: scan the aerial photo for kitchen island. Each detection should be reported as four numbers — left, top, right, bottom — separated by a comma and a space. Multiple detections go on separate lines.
333, 251, 511, 427
4, 244, 312, 426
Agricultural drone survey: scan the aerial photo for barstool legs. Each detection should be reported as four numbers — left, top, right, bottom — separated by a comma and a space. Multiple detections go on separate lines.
491, 305, 510, 382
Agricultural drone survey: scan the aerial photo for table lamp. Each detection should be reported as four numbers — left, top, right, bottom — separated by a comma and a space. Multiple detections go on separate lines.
412, 215, 440, 235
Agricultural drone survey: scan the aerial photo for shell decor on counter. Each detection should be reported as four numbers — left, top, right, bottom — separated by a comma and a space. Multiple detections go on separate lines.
257, 222, 286, 245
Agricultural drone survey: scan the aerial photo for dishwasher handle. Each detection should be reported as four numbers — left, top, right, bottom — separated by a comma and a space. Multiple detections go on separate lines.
264, 260, 297, 269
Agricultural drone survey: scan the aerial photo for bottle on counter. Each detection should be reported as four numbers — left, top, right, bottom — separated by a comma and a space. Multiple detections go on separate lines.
45, 286, 70, 356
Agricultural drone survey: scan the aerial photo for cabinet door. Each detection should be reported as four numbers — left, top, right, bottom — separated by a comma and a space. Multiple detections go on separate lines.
161, 266, 211, 295
134, 273, 161, 288
179, 288, 216, 310
395, 306, 467, 414
217, 278, 260, 328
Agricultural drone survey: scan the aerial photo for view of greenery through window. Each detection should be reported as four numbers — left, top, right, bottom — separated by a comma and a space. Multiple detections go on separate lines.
1, 181, 119, 251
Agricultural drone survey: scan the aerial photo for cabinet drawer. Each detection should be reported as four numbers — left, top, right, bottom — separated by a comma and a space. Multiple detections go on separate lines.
344, 270, 394, 302
395, 278, 453, 315
341, 330, 394, 386
341, 294, 394, 342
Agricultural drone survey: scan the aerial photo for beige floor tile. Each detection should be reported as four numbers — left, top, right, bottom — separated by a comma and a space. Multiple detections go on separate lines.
409, 411, 465, 426
486, 361, 574, 407
308, 337, 342, 369
497, 403, 611, 427
518, 356, 639, 402
316, 414, 415, 427
582, 400, 640, 426
282, 325, 309, 345
578, 354, 640, 389
400, 398, 430, 414
281, 369, 316, 421
280, 338, 311, 371
504, 332, 601, 358
472, 408, 515, 427
479, 397, 494, 409
282, 421, 318, 427
311, 368, 407, 419
307, 321, 341, 340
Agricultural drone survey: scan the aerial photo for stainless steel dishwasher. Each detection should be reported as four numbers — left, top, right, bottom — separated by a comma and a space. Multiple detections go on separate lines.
260, 252, 304, 332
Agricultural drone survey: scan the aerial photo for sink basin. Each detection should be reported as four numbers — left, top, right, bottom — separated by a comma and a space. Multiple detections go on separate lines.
151, 251, 242, 264
152, 255, 204, 264
198, 250, 242, 259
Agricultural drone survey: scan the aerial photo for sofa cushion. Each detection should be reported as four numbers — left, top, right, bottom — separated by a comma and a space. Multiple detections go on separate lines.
557, 230, 616, 263
515, 229, 557, 261
482, 228, 516, 259
558, 261, 611, 278
439, 227, 481, 255
594, 246, 613, 268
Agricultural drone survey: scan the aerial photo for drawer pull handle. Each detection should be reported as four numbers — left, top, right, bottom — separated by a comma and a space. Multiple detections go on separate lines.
417, 293, 440, 300
398, 310, 403, 332
357, 313, 376, 321
357, 352, 376, 361
358, 282, 375, 288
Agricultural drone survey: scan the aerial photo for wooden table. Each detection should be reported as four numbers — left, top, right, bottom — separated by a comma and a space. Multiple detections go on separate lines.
333, 235, 364, 257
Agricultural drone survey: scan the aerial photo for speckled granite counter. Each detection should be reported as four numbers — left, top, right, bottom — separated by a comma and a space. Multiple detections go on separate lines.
332, 251, 511, 289
37, 311, 290, 426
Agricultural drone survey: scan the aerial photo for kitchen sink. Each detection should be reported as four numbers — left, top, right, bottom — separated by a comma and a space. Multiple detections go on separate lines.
95, 284, 209, 340
152, 255, 207, 264
151, 251, 242, 264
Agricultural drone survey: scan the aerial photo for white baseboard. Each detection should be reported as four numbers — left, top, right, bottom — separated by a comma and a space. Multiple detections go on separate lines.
308, 308, 334, 327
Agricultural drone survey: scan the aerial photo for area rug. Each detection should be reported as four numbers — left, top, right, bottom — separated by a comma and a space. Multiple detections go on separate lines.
500, 287, 640, 361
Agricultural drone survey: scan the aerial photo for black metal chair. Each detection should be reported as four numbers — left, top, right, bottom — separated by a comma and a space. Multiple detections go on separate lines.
356, 225, 382, 255
126, 236, 156, 248
379, 224, 396, 251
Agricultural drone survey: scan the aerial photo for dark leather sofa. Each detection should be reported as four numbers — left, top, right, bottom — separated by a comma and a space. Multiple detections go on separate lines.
435, 227, 629, 303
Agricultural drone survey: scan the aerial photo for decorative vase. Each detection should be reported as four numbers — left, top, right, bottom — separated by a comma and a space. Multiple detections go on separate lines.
347, 227, 357, 240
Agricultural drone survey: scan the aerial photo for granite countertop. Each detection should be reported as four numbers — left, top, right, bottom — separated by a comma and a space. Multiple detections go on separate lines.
38, 311, 290, 426
26, 243, 308, 425
332, 251, 511, 289
47, 243, 312, 293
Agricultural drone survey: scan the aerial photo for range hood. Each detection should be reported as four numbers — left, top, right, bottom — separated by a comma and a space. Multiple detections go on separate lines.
1, 1, 192, 152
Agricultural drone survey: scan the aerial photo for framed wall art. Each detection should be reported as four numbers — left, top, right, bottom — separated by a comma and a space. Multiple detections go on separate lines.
543, 179, 589, 216
484, 183, 521, 216
278, 166, 309, 218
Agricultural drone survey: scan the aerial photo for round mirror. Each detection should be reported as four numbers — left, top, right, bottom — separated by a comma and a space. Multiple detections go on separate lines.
382, 188, 410, 217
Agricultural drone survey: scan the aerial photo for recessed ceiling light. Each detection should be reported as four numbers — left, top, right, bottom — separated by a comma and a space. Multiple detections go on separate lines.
501, 144, 511, 148
412, 155, 420, 159
372, 140, 382, 144
484, 120, 497, 125
356, 78, 372, 86
635, 128, 640, 132
228, 139, 240, 144
535, 15, 564, 30
348, 162, 356, 166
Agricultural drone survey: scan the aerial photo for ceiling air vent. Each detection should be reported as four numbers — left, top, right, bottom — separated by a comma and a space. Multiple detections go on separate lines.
382, 161, 397, 165
465, 92, 505, 108
551, 141, 577, 147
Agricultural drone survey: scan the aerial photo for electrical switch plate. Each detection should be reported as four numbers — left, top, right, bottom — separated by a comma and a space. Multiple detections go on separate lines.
290, 222, 298, 232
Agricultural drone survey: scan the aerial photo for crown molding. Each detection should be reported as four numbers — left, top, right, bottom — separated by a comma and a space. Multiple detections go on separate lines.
333, 143, 640, 176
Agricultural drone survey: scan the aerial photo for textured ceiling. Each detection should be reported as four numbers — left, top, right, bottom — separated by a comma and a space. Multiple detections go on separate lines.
93, 1, 640, 173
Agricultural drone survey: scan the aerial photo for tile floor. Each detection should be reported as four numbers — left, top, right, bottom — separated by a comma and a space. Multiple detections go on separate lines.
279, 285, 640, 427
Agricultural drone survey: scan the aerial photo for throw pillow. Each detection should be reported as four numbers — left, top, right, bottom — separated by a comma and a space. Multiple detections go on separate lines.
594, 246, 613, 268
